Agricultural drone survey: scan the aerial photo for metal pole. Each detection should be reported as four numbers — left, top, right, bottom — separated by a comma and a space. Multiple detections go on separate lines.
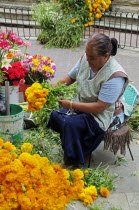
5, 81, 10, 115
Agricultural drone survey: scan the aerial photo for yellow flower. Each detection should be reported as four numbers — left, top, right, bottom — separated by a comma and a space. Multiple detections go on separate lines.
0, 138, 4, 148
95, 13, 102, 18
71, 18, 76, 23
4, 141, 16, 151
100, 187, 110, 197
40, 133, 44, 137
84, 23, 88, 27
88, 21, 93, 26
84, 170, 89, 174
32, 58, 40, 66
21, 143, 33, 153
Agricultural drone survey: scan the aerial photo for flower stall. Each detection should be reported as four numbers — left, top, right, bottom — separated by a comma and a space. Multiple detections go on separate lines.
0, 27, 119, 210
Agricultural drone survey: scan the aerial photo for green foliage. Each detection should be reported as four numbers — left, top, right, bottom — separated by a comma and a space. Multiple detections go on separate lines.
31, 82, 77, 126
0, 70, 5, 83
31, 1, 84, 48
44, 16, 84, 48
88, 202, 105, 210
128, 105, 139, 131
82, 163, 119, 191
22, 127, 63, 163
131, 170, 139, 176
113, 156, 127, 167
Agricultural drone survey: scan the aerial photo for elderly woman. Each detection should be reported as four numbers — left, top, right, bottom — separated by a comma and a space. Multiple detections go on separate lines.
47, 33, 128, 168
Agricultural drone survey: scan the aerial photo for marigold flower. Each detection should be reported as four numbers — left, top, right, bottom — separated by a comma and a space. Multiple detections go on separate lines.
0, 138, 4, 148
3, 141, 16, 151
21, 143, 33, 153
100, 187, 110, 197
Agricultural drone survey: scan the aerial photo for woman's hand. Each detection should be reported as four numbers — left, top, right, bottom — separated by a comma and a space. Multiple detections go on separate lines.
58, 98, 71, 109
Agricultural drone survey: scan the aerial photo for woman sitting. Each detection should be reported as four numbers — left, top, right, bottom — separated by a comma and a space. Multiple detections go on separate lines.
47, 33, 128, 169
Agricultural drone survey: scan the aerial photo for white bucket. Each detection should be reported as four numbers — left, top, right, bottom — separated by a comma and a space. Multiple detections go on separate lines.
0, 104, 24, 144
0, 85, 19, 104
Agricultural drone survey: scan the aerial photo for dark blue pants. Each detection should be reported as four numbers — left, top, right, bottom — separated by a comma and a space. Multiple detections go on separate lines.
47, 109, 105, 165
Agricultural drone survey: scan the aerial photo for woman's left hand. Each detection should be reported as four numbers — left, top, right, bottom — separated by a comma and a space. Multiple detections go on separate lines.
58, 98, 71, 109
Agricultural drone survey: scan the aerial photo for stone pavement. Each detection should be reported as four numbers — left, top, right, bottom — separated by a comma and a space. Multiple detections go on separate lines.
23, 38, 139, 210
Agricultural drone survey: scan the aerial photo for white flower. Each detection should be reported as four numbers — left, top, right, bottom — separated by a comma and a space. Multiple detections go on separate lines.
1, 58, 12, 69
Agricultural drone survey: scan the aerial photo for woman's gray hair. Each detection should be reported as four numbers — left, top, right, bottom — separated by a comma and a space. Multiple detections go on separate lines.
87, 33, 118, 56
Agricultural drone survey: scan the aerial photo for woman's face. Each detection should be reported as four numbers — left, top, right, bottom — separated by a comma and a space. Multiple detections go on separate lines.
85, 43, 109, 72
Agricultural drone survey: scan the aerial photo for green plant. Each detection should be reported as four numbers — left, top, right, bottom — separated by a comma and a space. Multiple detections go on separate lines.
44, 16, 84, 48
22, 127, 63, 163
88, 201, 106, 210
113, 156, 127, 167
82, 163, 119, 191
131, 170, 139, 176
128, 105, 139, 131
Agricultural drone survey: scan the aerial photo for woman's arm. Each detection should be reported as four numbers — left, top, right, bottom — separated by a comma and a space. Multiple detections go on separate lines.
58, 98, 111, 113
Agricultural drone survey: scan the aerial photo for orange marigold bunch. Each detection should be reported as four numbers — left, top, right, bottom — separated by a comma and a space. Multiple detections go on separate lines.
25, 82, 49, 111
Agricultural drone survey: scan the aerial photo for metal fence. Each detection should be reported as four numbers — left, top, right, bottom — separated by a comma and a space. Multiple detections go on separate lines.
0, 4, 139, 48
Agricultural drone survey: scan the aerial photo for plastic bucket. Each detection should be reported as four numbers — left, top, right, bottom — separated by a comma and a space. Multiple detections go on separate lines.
0, 104, 24, 144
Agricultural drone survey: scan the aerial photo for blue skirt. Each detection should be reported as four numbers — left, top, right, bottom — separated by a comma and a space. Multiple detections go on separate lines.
47, 108, 105, 165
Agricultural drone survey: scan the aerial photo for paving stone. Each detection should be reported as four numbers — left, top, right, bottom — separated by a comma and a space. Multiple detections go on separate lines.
126, 192, 139, 210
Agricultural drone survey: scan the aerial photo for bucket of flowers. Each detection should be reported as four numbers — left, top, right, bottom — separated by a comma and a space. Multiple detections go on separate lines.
0, 29, 31, 113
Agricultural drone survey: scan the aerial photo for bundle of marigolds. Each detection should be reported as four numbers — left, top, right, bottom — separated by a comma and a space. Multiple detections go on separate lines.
0, 138, 110, 210
25, 82, 49, 111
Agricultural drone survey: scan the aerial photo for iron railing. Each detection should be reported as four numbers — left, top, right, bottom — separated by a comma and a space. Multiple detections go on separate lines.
0, 4, 139, 48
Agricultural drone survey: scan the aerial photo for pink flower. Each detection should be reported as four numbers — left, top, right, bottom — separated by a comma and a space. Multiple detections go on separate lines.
24, 42, 31, 47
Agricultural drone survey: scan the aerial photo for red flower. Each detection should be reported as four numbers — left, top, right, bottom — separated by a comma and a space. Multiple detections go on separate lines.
1, 61, 27, 86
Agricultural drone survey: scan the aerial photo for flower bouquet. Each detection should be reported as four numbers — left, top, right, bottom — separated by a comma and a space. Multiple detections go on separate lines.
23, 54, 56, 85
1, 61, 27, 86
0, 29, 31, 85
0, 29, 31, 107
25, 82, 49, 111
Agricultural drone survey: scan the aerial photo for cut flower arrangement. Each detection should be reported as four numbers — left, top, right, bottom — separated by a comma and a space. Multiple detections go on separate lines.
22, 54, 56, 85
0, 138, 116, 210
0, 29, 31, 85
